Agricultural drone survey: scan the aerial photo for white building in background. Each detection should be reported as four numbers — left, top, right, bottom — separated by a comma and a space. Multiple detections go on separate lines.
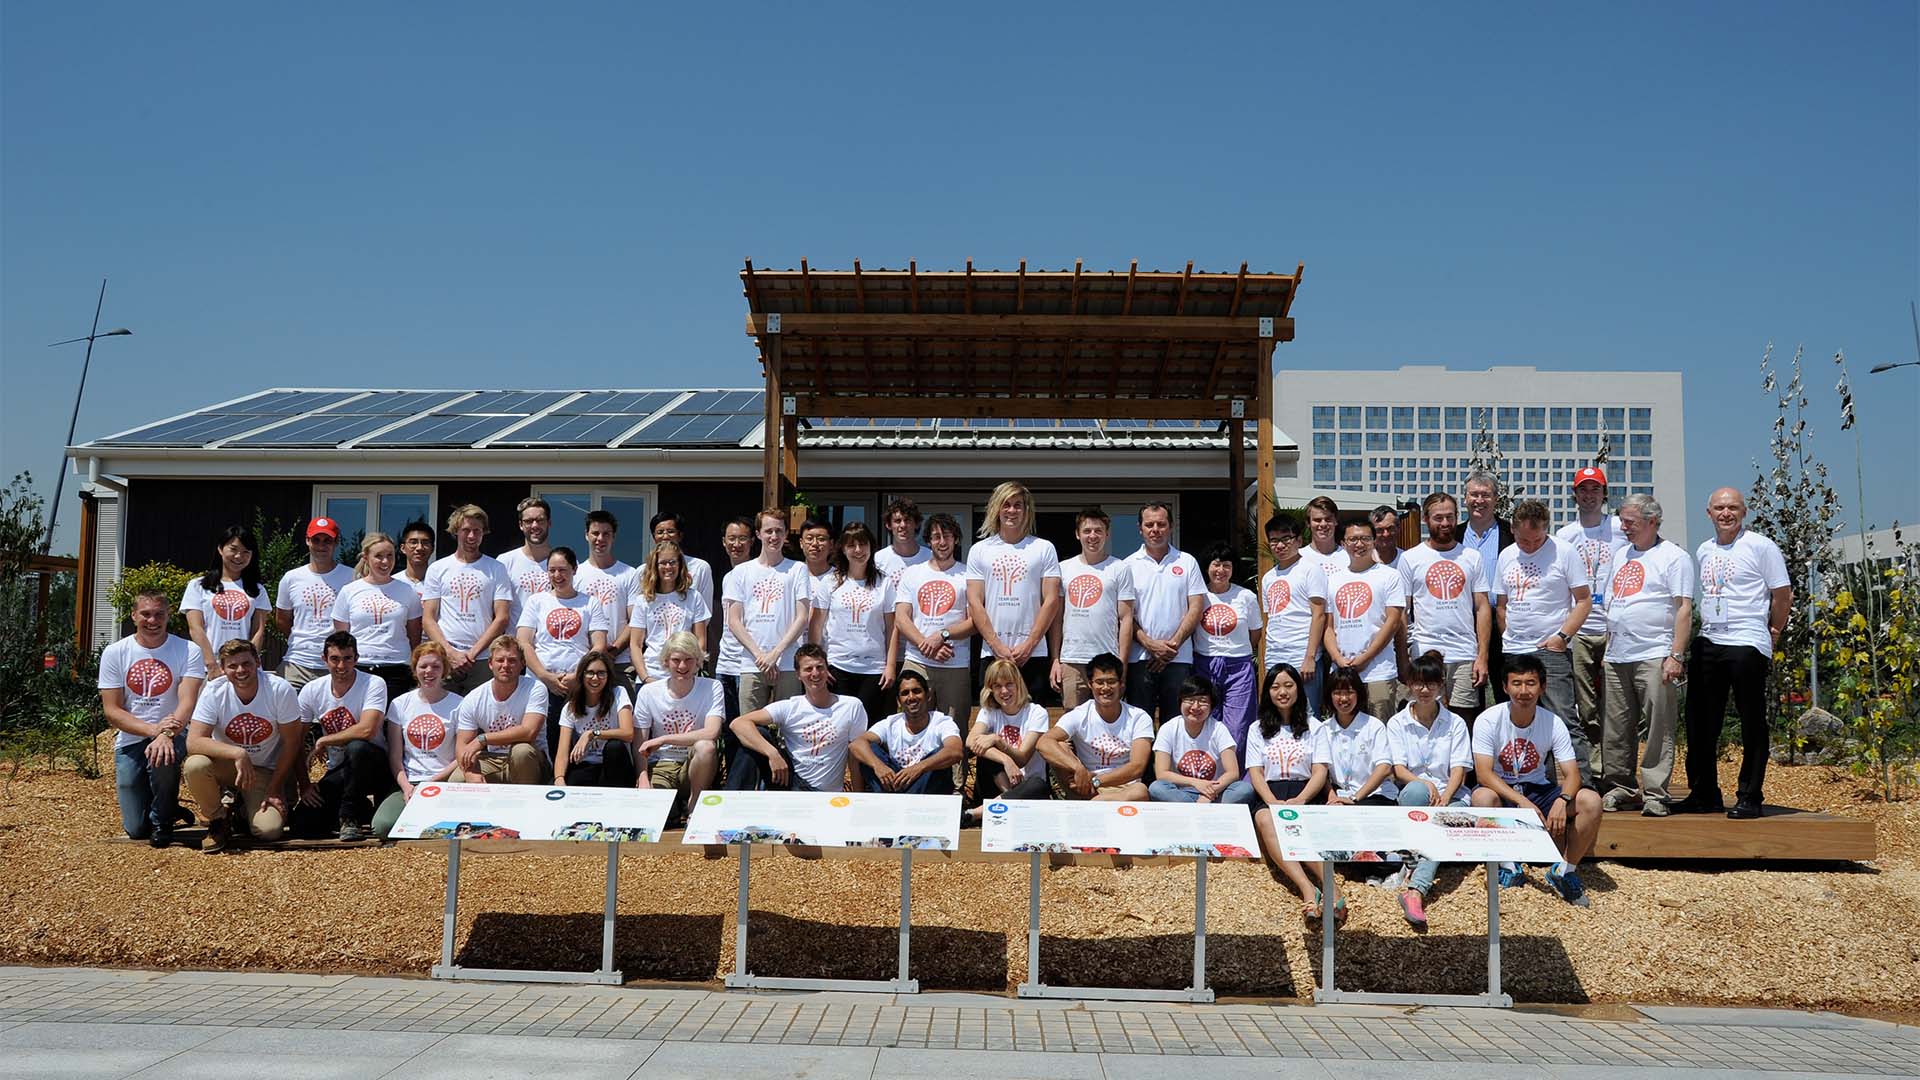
1274, 364, 1688, 546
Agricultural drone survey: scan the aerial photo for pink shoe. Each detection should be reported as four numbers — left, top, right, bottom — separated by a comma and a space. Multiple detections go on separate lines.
1399, 889, 1428, 926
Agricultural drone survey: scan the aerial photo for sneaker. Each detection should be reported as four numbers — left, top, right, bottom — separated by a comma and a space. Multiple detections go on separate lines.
1399, 889, 1428, 927
1546, 864, 1590, 907
148, 829, 173, 850
1600, 790, 1637, 813
1641, 799, 1671, 818
203, 818, 233, 855
337, 821, 367, 842
1497, 862, 1527, 888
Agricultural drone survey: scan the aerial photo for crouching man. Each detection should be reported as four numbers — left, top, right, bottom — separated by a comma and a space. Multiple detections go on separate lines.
184, 639, 303, 852
452, 636, 551, 784
727, 644, 866, 792
1471, 652, 1603, 905
297, 631, 393, 840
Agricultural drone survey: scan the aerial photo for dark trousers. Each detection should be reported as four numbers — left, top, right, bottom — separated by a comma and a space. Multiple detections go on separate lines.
563, 744, 637, 788
727, 735, 817, 791
976, 652, 1057, 708
296, 738, 397, 834
860, 745, 955, 795
357, 661, 415, 697
996, 768, 1052, 800
1126, 660, 1191, 727
830, 667, 892, 726
1685, 638, 1772, 806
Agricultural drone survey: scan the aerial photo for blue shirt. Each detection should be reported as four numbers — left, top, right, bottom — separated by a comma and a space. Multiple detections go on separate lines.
1463, 520, 1502, 598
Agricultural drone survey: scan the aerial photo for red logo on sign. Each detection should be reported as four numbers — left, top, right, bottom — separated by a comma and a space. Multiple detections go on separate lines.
225, 712, 273, 747
546, 606, 583, 640
1265, 579, 1292, 613
917, 579, 956, 617
1066, 574, 1103, 609
126, 658, 174, 698
1426, 560, 1466, 601
1202, 603, 1238, 637
406, 713, 446, 751
1334, 581, 1373, 620
319, 705, 355, 735
1612, 560, 1646, 598
211, 588, 252, 621
1116, 804, 1139, 816
1407, 810, 1430, 822
419, 784, 441, 797
1177, 749, 1217, 779
1497, 737, 1541, 776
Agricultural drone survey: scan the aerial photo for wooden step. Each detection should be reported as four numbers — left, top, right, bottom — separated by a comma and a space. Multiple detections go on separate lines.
1594, 805, 1876, 861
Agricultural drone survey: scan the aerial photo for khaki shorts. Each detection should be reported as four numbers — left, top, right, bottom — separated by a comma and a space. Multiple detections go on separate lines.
1361, 679, 1399, 721
737, 670, 803, 713
1057, 661, 1093, 708
1444, 659, 1481, 710
903, 661, 973, 722
650, 757, 689, 790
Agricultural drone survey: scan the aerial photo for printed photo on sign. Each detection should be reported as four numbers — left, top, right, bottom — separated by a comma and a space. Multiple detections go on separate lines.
980, 799, 1258, 858
388, 782, 675, 842
682, 790, 961, 849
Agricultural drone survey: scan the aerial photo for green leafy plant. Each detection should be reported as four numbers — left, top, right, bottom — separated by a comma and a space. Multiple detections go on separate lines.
1812, 547, 1920, 800
106, 561, 195, 637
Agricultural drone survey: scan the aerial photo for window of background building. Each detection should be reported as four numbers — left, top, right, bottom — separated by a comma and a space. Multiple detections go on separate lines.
1551, 407, 1572, 429
1340, 432, 1362, 455
1524, 407, 1545, 430
1632, 485, 1654, 496
1313, 406, 1336, 429
313, 487, 437, 563
1630, 407, 1652, 431
1367, 432, 1389, 450
1392, 406, 1414, 428
1550, 433, 1572, 452
1630, 434, 1652, 456
1445, 407, 1467, 429
1578, 433, 1598, 452
1366, 406, 1388, 430
1631, 460, 1653, 483
1497, 407, 1519, 428
1604, 407, 1626, 431
1419, 406, 1441, 430
1393, 432, 1416, 450
1577, 407, 1599, 428
1473, 406, 1492, 429
1524, 433, 1546, 451
1498, 433, 1520, 451
1340, 459, 1363, 482
1419, 432, 1441, 451
1314, 432, 1336, 456
1340, 406, 1362, 428
1445, 433, 1468, 451
1314, 459, 1336, 482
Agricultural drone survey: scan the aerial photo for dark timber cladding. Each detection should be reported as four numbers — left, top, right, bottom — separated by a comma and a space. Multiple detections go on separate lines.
741, 259, 1303, 569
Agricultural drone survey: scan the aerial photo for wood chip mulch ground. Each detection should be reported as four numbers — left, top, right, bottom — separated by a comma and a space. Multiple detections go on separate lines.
2, 757, 1915, 1011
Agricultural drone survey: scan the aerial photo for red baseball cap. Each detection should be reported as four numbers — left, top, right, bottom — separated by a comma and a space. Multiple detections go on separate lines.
1572, 467, 1607, 488
306, 517, 341, 538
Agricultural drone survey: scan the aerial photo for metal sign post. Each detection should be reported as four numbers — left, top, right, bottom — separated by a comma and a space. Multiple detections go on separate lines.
1018, 852, 1215, 1003
1314, 859, 1512, 1008
725, 843, 919, 993
432, 839, 626, 986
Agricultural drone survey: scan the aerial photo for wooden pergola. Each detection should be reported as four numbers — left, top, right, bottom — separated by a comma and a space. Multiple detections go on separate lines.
741, 258, 1301, 569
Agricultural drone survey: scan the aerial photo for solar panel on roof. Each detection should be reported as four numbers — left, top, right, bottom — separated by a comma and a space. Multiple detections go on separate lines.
360, 414, 528, 447
494, 391, 681, 444
639, 411, 760, 444
226, 391, 466, 446
102, 390, 364, 445
225, 390, 358, 415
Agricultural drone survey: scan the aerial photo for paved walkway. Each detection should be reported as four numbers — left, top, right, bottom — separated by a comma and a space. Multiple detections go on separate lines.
3, 966, 1915, 1078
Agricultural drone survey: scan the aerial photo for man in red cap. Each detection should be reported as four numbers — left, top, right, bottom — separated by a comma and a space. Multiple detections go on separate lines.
1555, 468, 1626, 780
275, 517, 355, 689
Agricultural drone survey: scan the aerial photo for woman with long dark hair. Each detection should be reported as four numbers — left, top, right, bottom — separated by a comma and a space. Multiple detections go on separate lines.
809, 520, 895, 727
553, 650, 637, 787
1247, 663, 1336, 920
181, 525, 269, 673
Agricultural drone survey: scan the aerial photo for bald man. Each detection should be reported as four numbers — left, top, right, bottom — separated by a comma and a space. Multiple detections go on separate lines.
1677, 488, 1791, 819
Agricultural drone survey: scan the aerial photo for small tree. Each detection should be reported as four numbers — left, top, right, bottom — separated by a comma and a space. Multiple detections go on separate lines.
1813, 533, 1920, 799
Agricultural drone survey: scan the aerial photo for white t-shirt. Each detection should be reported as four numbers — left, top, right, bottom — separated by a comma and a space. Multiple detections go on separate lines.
1312, 714, 1396, 799
1054, 700, 1154, 776
814, 573, 895, 674
1125, 546, 1206, 665
422, 554, 515, 657
1243, 718, 1321, 783
388, 689, 463, 782
966, 534, 1063, 659
1303, 543, 1349, 586
454, 675, 551, 758
192, 673, 300, 767
1399, 544, 1486, 664
897, 561, 972, 670
559, 685, 632, 765
1495, 538, 1590, 654
1556, 517, 1628, 635
398, 571, 429, 601
1194, 584, 1260, 659
574, 560, 634, 667
629, 587, 713, 681
275, 563, 355, 668
180, 576, 269, 658
633, 677, 724, 764
761, 693, 868, 791
1471, 703, 1576, 788
518, 591, 609, 678
497, 547, 553, 628
713, 562, 753, 676
1695, 529, 1791, 653
721, 558, 814, 673
1152, 715, 1237, 780
976, 701, 1052, 781
1058, 554, 1136, 663
298, 670, 390, 769
1606, 540, 1694, 663
99, 634, 205, 749
331, 578, 424, 665
867, 710, 961, 768
1260, 559, 1329, 670
1325, 563, 1407, 682
685, 555, 716, 624
1386, 706, 1472, 797
874, 544, 932, 595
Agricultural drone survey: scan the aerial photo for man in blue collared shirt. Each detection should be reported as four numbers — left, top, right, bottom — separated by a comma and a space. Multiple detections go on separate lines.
1460, 471, 1513, 720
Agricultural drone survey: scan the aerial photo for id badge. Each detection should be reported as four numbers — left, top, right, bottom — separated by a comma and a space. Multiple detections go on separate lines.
1699, 595, 1727, 624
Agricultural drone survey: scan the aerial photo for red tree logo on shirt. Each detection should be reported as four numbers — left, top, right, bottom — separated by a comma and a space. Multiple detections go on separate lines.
750, 577, 785, 614
917, 579, 956, 617
1177, 749, 1218, 779
655, 601, 689, 635
1575, 539, 1612, 581
991, 552, 1027, 598
581, 578, 619, 607
406, 713, 446, 751
318, 706, 355, 735
546, 606, 583, 640
487, 710, 518, 734
1265, 737, 1307, 775
516, 570, 549, 597
1202, 603, 1238, 637
896, 738, 931, 767
662, 707, 699, 735
211, 588, 252, 622
1497, 737, 1541, 777
358, 591, 400, 627
224, 713, 273, 747
447, 573, 484, 614
798, 715, 838, 756
126, 658, 174, 698
1426, 560, 1466, 601
842, 586, 877, 623
300, 585, 336, 621
999, 722, 1023, 746
1334, 581, 1373, 620
1612, 560, 1646, 598
1504, 560, 1544, 604
1700, 553, 1732, 596
1087, 732, 1129, 766
1066, 574, 1103, 609
1264, 579, 1292, 614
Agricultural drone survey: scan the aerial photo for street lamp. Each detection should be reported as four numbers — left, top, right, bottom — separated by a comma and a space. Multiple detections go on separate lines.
43, 278, 132, 553
1867, 361, 1919, 374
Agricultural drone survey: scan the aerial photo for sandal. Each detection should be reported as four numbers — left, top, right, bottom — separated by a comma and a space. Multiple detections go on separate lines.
1332, 893, 1349, 925
1304, 888, 1323, 921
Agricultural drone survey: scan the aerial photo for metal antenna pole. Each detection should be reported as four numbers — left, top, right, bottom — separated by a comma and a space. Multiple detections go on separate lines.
43, 280, 108, 553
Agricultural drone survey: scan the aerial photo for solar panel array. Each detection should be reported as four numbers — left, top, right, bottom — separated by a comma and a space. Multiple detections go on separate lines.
358, 391, 571, 447
632, 390, 763, 444
495, 391, 683, 445
104, 391, 361, 446
228, 391, 470, 447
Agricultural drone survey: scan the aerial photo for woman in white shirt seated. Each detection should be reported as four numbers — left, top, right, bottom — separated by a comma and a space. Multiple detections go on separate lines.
372, 641, 464, 839
1247, 663, 1337, 921
1147, 675, 1257, 806
1386, 650, 1474, 926
553, 650, 637, 788
965, 658, 1053, 807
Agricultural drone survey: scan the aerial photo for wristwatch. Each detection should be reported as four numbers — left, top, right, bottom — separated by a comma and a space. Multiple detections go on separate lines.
1668, 653, 1686, 665
1090, 773, 1102, 792
939, 629, 952, 642
1553, 631, 1573, 645
1559, 791, 1576, 805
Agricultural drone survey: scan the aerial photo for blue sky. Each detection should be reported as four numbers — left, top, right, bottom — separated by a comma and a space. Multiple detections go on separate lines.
4, 2, 1915, 555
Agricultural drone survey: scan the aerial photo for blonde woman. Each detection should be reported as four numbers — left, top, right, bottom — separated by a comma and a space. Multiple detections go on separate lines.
371, 641, 464, 839
964, 482, 1062, 704
629, 540, 712, 684
632, 631, 725, 807
964, 658, 1052, 813
331, 532, 424, 694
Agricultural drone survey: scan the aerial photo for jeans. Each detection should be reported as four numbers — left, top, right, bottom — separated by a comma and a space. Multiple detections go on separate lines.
1398, 781, 1443, 894
1685, 638, 1771, 805
860, 745, 954, 795
1196, 655, 1258, 760
1148, 777, 1259, 806
115, 734, 187, 838
1509, 647, 1593, 787
1126, 660, 1191, 727
727, 734, 819, 791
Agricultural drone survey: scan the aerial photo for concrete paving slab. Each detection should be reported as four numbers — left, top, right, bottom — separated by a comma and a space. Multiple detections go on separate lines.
11, 1047, 188, 1079
1545, 1070, 1892, 1080
0, 1022, 230, 1052
1319, 1062, 1551, 1079
155, 972, 356, 987
196, 1027, 447, 1056
123, 1050, 414, 1080
1101, 1055, 1331, 1078
1635, 1006, 1860, 1029
872, 1047, 1105, 1079
637, 1041, 878, 1078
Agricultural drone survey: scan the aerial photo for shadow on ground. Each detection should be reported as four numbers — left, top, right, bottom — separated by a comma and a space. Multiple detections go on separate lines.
459, 913, 724, 981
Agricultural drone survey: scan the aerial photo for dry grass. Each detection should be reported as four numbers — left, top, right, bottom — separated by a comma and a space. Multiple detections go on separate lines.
2, 757, 1916, 1010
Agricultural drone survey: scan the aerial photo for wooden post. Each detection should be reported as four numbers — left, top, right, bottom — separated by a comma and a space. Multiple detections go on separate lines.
762, 336, 783, 511
1256, 337, 1277, 580
34, 571, 51, 657
781, 413, 800, 525
75, 493, 96, 663
1227, 416, 1247, 557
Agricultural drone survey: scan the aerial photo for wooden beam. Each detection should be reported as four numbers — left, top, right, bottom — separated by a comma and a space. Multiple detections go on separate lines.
851, 258, 866, 312
781, 412, 799, 513
1202, 342, 1231, 401
908, 259, 919, 313
964, 258, 974, 314
1281, 262, 1304, 318
74, 492, 95, 660
799, 258, 815, 313
1122, 259, 1137, 315
796, 395, 1236, 420
1015, 259, 1026, 313
1256, 337, 1276, 581
1228, 416, 1247, 555
1595, 806, 1874, 861
1228, 261, 1248, 317
1069, 259, 1082, 314
852, 259, 872, 385
762, 337, 783, 509
743, 313, 1282, 341
741, 258, 763, 313
1174, 260, 1193, 315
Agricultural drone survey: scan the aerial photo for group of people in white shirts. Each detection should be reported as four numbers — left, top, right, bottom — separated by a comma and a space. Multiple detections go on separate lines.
103, 470, 1790, 928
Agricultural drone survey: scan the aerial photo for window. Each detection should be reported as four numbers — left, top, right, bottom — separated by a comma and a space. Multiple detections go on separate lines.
1496, 407, 1519, 429
1630, 434, 1652, 457
1339, 432, 1362, 455
1313, 433, 1336, 456
1391, 406, 1414, 428
1314, 459, 1336, 483
1312, 406, 1336, 430
1444, 407, 1467, 429
1339, 406, 1362, 428
1632, 485, 1654, 496
1631, 460, 1654, 483
1366, 432, 1390, 451
1393, 432, 1416, 451
1525, 433, 1546, 452
1577, 433, 1598, 453
1472, 406, 1492, 430
313, 487, 437, 561
1340, 459, 1363, 482
1524, 407, 1546, 430
1630, 407, 1652, 431
532, 485, 659, 568
1417, 432, 1440, 451
1551, 407, 1572, 429
1498, 433, 1520, 451
1418, 407, 1441, 430
1603, 407, 1626, 431
1445, 433, 1468, 452
1366, 406, 1388, 430
1576, 407, 1599, 429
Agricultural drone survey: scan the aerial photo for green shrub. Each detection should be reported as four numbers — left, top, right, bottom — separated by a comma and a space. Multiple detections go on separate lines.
107, 561, 195, 637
